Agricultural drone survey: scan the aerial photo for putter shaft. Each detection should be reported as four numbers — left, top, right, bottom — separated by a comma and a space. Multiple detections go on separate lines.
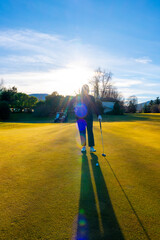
99, 120, 106, 156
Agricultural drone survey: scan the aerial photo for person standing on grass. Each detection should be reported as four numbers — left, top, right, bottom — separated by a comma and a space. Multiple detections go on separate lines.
68, 84, 102, 153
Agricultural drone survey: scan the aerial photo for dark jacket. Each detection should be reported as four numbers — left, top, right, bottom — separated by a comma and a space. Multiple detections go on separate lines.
68, 94, 99, 120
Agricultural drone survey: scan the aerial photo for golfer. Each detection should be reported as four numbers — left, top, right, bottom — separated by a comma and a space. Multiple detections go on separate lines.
69, 84, 102, 152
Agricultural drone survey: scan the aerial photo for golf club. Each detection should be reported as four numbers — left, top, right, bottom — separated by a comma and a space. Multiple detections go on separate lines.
99, 119, 106, 157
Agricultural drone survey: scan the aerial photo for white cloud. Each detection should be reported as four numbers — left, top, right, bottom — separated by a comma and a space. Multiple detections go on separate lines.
113, 78, 143, 87
0, 29, 89, 71
0, 29, 60, 51
134, 57, 152, 64
1, 65, 94, 95
0, 55, 55, 64
118, 87, 160, 98
145, 83, 160, 87
0, 29, 160, 101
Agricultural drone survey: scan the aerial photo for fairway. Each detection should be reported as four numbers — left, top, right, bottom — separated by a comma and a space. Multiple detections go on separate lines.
0, 114, 160, 240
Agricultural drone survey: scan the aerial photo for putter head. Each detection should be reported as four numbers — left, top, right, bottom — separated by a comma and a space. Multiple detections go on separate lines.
102, 153, 106, 157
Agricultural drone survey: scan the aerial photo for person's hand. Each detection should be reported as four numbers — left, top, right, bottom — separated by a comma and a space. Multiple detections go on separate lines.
98, 115, 102, 121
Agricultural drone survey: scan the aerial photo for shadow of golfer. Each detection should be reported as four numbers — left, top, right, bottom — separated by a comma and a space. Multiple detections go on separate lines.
76, 152, 124, 240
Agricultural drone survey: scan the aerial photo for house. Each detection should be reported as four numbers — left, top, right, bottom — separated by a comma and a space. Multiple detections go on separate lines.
136, 101, 150, 112
100, 97, 117, 113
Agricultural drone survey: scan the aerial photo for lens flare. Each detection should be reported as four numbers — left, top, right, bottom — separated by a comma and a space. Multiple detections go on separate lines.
77, 119, 87, 131
76, 131, 86, 148
75, 103, 88, 118
80, 134, 86, 146
79, 209, 85, 214
79, 219, 86, 227
76, 120, 87, 147
76, 209, 89, 240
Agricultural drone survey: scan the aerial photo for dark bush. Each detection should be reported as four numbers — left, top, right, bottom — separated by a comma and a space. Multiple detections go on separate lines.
33, 101, 50, 117
143, 103, 151, 113
113, 101, 124, 115
0, 101, 10, 120
150, 104, 159, 113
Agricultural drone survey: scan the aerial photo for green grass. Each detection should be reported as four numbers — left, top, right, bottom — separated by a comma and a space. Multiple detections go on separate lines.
5, 112, 160, 123
0, 114, 160, 239
4, 112, 54, 123
3, 112, 76, 123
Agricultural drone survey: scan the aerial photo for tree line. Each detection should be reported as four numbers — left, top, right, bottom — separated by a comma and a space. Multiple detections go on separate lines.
142, 97, 160, 113
0, 84, 38, 120
0, 82, 76, 120
34, 92, 72, 118
1, 68, 152, 120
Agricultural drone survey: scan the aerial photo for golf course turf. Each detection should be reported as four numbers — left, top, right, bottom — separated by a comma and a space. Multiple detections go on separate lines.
0, 113, 159, 239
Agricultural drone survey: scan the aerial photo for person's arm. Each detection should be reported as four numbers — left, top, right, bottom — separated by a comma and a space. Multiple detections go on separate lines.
90, 96, 102, 121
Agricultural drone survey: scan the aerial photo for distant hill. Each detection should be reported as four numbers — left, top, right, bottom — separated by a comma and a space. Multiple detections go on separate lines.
29, 94, 48, 101
136, 101, 150, 111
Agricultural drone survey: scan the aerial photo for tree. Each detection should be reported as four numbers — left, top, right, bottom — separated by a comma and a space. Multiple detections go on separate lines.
25, 96, 38, 112
14, 92, 28, 112
89, 68, 122, 101
0, 101, 10, 120
0, 86, 17, 108
150, 104, 159, 113
0, 79, 4, 92
143, 103, 150, 113
90, 68, 112, 98
142, 97, 160, 113
0, 85, 39, 113
90, 68, 100, 98
154, 97, 160, 105
106, 85, 123, 100
149, 100, 154, 107
113, 101, 124, 115
126, 95, 138, 113
34, 101, 50, 117
0, 90, 11, 102
45, 92, 63, 115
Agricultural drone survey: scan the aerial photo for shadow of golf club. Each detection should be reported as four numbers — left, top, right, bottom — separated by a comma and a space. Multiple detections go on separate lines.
76, 152, 124, 240
104, 156, 151, 240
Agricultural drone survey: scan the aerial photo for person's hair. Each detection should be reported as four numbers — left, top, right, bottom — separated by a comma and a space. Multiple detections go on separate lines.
81, 84, 89, 95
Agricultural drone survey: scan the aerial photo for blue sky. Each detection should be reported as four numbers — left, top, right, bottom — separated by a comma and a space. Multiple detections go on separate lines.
0, 0, 160, 102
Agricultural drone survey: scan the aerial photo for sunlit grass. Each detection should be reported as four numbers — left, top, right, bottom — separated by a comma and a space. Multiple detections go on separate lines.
0, 114, 159, 239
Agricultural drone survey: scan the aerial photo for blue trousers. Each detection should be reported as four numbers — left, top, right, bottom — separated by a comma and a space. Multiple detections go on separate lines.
77, 118, 95, 147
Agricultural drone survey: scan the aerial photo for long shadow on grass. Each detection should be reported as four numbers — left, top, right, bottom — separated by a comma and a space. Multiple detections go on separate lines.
76, 153, 124, 240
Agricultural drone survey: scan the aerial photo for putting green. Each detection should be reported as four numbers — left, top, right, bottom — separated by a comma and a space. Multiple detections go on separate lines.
0, 114, 159, 240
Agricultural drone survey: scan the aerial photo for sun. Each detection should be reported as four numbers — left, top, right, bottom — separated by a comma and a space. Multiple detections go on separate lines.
48, 63, 94, 96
